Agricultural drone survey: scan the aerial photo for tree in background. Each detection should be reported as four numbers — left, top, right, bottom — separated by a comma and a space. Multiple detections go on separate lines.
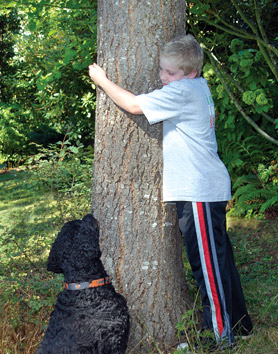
187, 0, 278, 216
0, 9, 27, 166
92, 0, 190, 350
0, 9, 20, 102
0, 0, 97, 166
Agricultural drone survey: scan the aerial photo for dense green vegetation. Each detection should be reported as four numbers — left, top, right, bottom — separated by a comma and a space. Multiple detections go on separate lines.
186, 0, 278, 217
0, 0, 278, 353
0, 0, 97, 166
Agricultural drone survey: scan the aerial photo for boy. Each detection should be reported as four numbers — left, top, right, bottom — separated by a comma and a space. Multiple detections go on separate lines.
88, 34, 253, 349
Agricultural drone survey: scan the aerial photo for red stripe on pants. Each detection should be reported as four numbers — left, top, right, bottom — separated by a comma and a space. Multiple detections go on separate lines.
197, 202, 224, 336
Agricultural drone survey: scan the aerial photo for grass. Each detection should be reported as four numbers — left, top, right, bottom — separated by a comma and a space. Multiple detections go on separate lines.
227, 218, 278, 330
0, 167, 278, 353
225, 217, 278, 353
0, 170, 57, 353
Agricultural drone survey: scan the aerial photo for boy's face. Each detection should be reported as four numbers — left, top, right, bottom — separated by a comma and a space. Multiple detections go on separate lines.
159, 56, 186, 86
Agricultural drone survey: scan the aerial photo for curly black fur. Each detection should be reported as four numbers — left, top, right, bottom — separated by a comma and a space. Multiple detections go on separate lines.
37, 214, 130, 354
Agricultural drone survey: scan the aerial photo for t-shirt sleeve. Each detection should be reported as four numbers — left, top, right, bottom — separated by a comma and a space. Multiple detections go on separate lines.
135, 82, 185, 125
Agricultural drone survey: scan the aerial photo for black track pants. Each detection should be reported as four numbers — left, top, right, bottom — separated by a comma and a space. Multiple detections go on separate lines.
176, 201, 253, 344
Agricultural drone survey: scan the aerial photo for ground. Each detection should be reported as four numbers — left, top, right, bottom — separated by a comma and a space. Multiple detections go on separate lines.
0, 168, 278, 353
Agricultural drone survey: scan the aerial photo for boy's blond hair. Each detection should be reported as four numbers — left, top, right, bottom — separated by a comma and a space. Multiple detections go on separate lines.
161, 34, 203, 77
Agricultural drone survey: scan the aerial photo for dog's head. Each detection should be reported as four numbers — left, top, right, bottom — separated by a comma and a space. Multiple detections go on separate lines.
47, 214, 101, 274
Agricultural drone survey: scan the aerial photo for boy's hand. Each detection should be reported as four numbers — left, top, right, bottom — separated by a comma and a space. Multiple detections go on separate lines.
88, 63, 143, 115
88, 63, 107, 86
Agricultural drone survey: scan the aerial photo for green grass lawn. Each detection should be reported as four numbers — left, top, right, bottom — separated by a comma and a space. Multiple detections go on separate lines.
1, 169, 278, 353
226, 218, 278, 354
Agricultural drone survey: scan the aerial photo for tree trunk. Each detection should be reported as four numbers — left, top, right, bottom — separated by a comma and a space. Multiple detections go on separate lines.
92, 1, 191, 351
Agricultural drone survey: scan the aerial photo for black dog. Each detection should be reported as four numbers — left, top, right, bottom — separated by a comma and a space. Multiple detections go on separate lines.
37, 214, 130, 354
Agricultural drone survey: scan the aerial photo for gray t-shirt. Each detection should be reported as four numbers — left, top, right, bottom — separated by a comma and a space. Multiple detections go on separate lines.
136, 77, 231, 202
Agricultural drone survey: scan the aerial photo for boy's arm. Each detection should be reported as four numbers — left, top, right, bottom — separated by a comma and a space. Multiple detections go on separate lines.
88, 63, 143, 115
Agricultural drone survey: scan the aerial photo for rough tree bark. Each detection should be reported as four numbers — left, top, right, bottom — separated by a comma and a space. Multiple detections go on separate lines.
92, 0, 191, 351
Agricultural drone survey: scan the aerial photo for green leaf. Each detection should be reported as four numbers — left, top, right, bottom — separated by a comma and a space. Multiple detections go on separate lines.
48, 29, 57, 36
249, 82, 256, 90
242, 91, 256, 105
54, 71, 62, 79
190, 3, 210, 15
63, 48, 76, 65
230, 64, 238, 73
69, 146, 79, 153
255, 105, 264, 114
29, 19, 38, 32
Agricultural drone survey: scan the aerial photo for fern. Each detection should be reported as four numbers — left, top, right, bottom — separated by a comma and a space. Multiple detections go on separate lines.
230, 173, 278, 217
260, 195, 278, 213
218, 132, 273, 179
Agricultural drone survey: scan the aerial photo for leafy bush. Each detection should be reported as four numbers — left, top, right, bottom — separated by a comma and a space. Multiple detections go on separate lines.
26, 139, 94, 219
0, 1, 97, 165
0, 104, 30, 166
28, 125, 64, 147
230, 160, 278, 217
187, 0, 278, 217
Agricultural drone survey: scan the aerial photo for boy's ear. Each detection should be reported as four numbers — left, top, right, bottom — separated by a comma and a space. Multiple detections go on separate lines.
187, 70, 198, 79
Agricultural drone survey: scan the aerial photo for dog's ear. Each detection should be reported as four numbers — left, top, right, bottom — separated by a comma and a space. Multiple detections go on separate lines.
47, 238, 63, 274
46, 221, 79, 274
68, 215, 101, 266
82, 214, 99, 236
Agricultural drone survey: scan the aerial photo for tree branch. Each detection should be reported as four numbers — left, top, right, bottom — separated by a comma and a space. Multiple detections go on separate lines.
205, 48, 278, 146
230, 0, 278, 79
254, 0, 278, 79
194, 10, 278, 58
230, 0, 258, 34
257, 41, 278, 81
207, 50, 276, 125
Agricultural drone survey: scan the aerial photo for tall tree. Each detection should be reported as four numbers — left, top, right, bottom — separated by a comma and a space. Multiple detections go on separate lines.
92, 0, 190, 351
0, 8, 20, 102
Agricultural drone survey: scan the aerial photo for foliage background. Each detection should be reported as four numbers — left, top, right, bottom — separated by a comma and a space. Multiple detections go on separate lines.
186, 0, 278, 217
0, 0, 97, 166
